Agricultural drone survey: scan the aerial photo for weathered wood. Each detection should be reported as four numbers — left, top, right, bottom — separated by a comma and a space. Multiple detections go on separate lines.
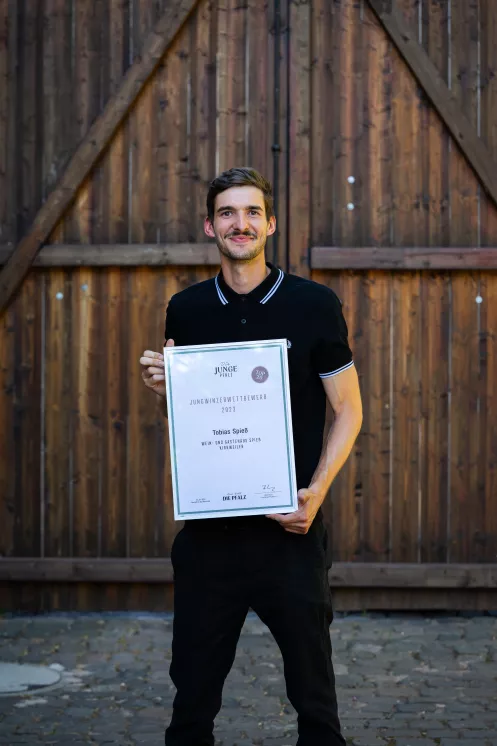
3, 244, 497, 269
99, 0, 130, 559
0, 1, 9, 242
0, 243, 219, 266
191, 0, 216, 241
449, 0, 480, 564
367, 0, 497, 211
0, 0, 200, 315
44, 261, 73, 558
359, 5, 392, 564
247, 0, 270, 177
287, 0, 310, 277
480, 1, 497, 563
2, 559, 497, 589
419, 0, 450, 563
312, 247, 497, 269
390, 0, 423, 564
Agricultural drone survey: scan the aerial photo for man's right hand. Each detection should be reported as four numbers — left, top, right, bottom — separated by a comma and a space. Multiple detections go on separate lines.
140, 339, 175, 399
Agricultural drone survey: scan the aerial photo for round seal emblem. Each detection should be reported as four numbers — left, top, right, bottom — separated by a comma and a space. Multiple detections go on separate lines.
251, 366, 269, 383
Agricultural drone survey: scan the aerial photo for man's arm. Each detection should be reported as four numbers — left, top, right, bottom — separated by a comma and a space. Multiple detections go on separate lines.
309, 364, 363, 497
268, 365, 362, 534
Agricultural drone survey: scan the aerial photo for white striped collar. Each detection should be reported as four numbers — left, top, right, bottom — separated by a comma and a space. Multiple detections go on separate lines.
215, 263, 285, 305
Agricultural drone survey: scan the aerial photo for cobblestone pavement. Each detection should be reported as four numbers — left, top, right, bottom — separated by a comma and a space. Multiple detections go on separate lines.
0, 612, 496, 746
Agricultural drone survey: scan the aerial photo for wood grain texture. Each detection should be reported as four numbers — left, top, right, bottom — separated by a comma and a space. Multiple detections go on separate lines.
363, 3, 394, 564
247, 0, 270, 177
479, 0, 497, 563
332, 1, 364, 249
44, 261, 72, 558
216, 0, 247, 173
287, 0, 310, 277
390, 1, 422, 563
2, 559, 497, 589
99, 0, 130, 559
367, 0, 497, 210
419, 0, 450, 563
266, 0, 288, 269
0, 287, 15, 556
448, 0, 480, 564
190, 0, 216, 241
311, 0, 333, 248
0, 0, 8, 243
69, 2, 104, 560
0, 0, 200, 314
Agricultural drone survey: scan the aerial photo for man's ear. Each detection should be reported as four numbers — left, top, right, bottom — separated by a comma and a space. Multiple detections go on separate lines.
267, 216, 276, 236
204, 217, 215, 238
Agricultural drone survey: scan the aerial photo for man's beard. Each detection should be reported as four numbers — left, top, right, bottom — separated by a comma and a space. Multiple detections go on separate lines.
216, 234, 266, 262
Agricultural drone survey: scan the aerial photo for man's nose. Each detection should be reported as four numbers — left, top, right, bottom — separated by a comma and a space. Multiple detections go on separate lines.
233, 212, 249, 232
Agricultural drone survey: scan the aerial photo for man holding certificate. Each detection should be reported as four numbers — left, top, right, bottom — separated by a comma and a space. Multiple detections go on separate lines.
140, 167, 363, 746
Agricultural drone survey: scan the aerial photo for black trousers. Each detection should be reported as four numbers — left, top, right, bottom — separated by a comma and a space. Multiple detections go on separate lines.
165, 515, 345, 746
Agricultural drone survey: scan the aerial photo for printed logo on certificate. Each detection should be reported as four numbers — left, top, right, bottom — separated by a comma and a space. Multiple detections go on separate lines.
164, 339, 298, 520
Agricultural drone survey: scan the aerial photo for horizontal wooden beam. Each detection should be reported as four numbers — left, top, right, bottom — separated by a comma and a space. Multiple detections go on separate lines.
0, 558, 175, 583
0, 243, 219, 267
1, 559, 496, 588
312, 246, 497, 270
2, 244, 497, 270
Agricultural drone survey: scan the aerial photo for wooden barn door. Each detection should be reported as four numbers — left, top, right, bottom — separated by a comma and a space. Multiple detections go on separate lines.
1, 0, 497, 611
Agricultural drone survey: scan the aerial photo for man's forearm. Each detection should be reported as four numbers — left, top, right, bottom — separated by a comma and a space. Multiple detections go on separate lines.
309, 403, 362, 500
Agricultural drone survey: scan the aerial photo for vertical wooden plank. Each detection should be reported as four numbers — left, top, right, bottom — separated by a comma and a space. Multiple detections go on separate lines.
319, 2, 363, 562
359, 3, 393, 563
390, 0, 423, 563
191, 0, 216, 241
419, 0, 450, 563
331, 1, 364, 250
311, 0, 333, 248
478, 0, 497, 562
266, 0, 288, 268
99, 0, 130, 563
0, 294, 15, 556
11, 1, 43, 558
216, 0, 247, 173
0, 0, 17, 559
287, 0, 310, 278
246, 0, 270, 176
42, 0, 74, 570
127, 2, 165, 560
69, 0, 105, 560
0, 0, 8, 243
44, 261, 72, 559
448, 0, 480, 563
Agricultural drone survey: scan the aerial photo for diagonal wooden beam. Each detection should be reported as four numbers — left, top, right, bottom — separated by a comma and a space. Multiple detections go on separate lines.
0, 0, 199, 315
367, 0, 497, 211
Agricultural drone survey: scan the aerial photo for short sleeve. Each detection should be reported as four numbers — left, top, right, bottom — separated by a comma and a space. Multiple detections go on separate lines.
164, 297, 179, 344
312, 291, 354, 379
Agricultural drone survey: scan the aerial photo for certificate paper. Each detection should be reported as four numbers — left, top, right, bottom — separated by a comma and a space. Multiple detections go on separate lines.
164, 339, 298, 520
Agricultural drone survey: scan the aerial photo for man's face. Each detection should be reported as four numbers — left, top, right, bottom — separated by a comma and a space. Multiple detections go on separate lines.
204, 186, 276, 262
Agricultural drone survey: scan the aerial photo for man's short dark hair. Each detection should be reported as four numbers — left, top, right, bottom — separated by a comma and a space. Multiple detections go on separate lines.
206, 167, 274, 223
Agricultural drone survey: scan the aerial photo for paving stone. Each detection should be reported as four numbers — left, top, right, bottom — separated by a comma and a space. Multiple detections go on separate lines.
0, 613, 495, 744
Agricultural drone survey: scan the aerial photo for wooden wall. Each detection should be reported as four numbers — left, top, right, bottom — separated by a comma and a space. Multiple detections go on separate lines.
1, 0, 497, 611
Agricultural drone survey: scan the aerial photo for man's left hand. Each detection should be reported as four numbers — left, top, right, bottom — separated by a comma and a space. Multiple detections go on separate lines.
267, 487, 324, 534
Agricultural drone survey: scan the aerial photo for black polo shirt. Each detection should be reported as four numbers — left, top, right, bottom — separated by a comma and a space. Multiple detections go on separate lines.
165, 262, 353, 495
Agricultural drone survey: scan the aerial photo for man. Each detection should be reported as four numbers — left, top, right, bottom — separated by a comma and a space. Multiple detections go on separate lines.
140, 167, 362, 746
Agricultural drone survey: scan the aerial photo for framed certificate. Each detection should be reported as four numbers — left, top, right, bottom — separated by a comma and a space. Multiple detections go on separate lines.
164, 339, 298, 520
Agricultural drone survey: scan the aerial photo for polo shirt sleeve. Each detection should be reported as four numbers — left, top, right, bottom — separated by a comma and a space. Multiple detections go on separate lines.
312, 290, 354, 379
164, 297, 180, 344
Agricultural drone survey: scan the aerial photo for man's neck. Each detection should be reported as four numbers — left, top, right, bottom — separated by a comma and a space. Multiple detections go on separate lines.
219, 254, 270, 295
